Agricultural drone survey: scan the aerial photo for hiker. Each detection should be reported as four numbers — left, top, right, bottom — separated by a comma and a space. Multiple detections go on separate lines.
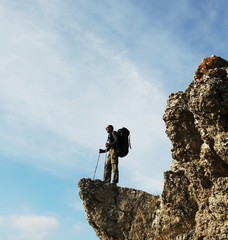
99, 125, 119, 185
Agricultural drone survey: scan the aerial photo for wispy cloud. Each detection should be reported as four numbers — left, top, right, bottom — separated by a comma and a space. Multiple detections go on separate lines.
0, 0, 170, 185
0, 215, 59, 240
1, 0, 227, 193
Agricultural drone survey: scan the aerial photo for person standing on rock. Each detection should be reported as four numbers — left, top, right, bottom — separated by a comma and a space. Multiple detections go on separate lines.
99, 125, 119, 185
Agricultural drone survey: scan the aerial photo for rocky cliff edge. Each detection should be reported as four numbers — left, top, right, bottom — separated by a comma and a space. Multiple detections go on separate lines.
78, 56, 228, 240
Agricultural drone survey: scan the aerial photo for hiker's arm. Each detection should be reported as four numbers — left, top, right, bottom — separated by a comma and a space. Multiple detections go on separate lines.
99, 149, 106, 153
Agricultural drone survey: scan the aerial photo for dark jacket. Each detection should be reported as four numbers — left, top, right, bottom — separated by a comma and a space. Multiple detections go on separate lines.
107, 131, 119, 151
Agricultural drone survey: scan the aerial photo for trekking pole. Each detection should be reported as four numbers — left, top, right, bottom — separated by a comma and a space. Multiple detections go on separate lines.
93, 153, 101, 180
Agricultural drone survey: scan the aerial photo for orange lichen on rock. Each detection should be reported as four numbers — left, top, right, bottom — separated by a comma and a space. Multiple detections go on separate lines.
195, 55, 228, 78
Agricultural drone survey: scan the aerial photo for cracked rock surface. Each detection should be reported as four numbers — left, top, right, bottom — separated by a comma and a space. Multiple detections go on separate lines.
78, 179, 159, 240
78, 56, 228, 240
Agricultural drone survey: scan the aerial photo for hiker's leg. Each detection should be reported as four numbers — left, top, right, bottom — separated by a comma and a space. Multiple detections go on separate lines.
110, 149, 119, 184
104, 154, 111, 183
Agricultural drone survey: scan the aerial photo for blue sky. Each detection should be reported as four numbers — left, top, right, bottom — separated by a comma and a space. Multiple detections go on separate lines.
0, 0, 228, 239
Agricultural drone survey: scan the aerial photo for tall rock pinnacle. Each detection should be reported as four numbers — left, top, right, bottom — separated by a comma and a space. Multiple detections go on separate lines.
78, 56, 228, 240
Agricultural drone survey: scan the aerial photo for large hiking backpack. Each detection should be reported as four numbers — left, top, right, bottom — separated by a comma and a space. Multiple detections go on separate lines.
117, 127, 131, 158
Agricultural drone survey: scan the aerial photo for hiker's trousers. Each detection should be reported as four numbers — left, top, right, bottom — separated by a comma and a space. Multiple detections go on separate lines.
104, 148, 119, 184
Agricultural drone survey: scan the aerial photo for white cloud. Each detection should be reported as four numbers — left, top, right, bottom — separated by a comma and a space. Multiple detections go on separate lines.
0, 4, 176, 203
0, 215, 59, 240
0, 0, 169, 178
0, 0, 206, 193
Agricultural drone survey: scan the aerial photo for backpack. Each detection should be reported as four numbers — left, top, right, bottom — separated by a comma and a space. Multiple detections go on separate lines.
117, 127, 131, 158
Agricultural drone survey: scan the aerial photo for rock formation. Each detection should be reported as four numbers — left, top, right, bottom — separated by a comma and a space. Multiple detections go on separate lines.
78, 56, 228, 240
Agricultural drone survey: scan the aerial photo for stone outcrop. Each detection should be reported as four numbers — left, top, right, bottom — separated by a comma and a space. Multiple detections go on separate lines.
78, 56, 228, 240
78, 179, 159, 240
